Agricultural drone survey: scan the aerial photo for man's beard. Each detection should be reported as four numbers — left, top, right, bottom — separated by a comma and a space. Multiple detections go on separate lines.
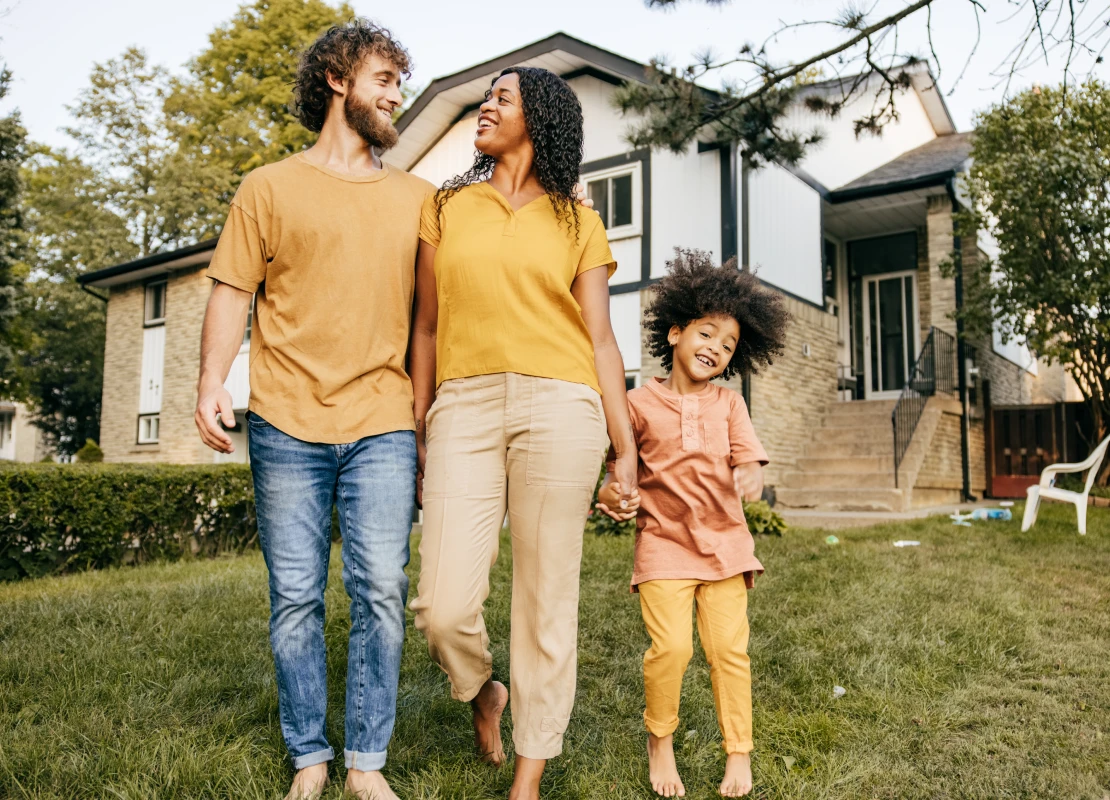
344, 89, 399, 151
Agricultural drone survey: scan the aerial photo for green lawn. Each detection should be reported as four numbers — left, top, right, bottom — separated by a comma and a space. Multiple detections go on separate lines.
1, 502, 1109, 799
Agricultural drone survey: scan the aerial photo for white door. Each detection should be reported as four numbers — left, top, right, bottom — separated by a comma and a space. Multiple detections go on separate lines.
863, 271, 919, 399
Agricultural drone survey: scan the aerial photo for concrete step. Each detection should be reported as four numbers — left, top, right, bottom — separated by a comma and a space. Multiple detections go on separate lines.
775, 486, 907, 513
797, 455, 894, 473
802, 439, 895, 458
812, 425, 896, 445
782, 471, 896, 490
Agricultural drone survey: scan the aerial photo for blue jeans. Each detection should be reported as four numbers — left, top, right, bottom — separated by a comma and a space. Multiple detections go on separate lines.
248, 413, 416, 771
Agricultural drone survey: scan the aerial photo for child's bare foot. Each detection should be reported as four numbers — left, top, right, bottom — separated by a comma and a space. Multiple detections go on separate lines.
647, 733, 685, 797
284, 764, 328, 800
507, 755, 546, 800
471, 678, 509, 765
344, 769, 398, 800
719, 752, 752, 797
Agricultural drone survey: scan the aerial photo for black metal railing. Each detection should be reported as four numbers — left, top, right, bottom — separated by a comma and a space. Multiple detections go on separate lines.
892, 327, 957, 486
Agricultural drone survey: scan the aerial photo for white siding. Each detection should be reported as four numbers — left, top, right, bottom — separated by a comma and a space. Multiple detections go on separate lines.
609, 291, 643, 371
787, 83, 937, 190
139, 325, 165, 414
406, 112, 479, 188
650, 146, 721, 277
224, 349, 251, 410
608, 237, 641, 286
747, 162, 823, 305
570, 76, 631, 163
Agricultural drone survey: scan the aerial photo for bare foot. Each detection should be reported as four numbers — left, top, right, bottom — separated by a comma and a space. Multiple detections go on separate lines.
285, 764, 328, 800
719, 752, 752, 797
471, 679, 509, 765
508, 755, 546, 800
647, 734, 685, 797
344, 768, 399, 800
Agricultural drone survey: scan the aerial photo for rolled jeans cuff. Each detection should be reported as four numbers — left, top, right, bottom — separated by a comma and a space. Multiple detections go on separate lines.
345, 749, 387, 771
292, 747, 334, 770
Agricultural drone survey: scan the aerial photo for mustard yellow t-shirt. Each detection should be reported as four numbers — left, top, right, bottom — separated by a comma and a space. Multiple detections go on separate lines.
418, 182, 616, 394
207, 153, 434, 444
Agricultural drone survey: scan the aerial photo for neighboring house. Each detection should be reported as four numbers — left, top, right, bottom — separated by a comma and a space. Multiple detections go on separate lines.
79, 32, 1072, 511
0, 402, 52, 463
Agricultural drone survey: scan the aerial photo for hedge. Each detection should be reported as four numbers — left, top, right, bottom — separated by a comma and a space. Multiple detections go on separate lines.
0, 464, 257, 582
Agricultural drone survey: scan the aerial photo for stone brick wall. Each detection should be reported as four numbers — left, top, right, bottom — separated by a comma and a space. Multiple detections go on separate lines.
920, 194, 958, 340
915, 408, 987, 496
100, 266, 212, 464
639, 287, 838, 488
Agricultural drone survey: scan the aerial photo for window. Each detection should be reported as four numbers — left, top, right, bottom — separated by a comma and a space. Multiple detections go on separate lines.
625, 371, 641, 392
144, 281, 167, 326
0, 412, 12, 455
583, 164, 642, 239
242, 296, 255, 347
137, 414, 160, 444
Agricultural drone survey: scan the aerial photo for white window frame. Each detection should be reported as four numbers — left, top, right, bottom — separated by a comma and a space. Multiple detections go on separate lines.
241, 295, 255, 352
0, 412, 13, 457
625, 370, 642, 391
582, 163, 643, 241
137, 413, 160, 445
144, 281, 167, 327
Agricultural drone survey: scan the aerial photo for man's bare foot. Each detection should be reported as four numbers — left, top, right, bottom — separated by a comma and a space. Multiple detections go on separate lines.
471, 679, 509, 765
344, 768, 399, 800
719, 752, 752, 797
647, 734, 685, 797
284, 764, 328, 800
507, 755, 546, 800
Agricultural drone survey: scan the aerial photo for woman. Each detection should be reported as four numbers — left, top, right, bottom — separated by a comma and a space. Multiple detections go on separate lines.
408, 66, 638, 799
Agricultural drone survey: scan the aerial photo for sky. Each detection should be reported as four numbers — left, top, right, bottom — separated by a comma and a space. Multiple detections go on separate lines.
1, 0, 1105, 151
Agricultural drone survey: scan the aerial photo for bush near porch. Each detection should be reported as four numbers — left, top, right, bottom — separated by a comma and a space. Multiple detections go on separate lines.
0, 503, 1107, 799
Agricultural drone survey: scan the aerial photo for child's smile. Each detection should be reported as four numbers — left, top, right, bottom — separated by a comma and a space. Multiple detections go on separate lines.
668, 314, 740, 387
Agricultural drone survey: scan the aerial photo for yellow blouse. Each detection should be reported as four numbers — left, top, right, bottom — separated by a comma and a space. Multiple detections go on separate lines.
418, 182, 617, 394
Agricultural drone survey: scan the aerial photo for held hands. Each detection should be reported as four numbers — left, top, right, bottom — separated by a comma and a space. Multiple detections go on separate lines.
596, 455, 641, 521
415, 432, 427, 509
733, 461, 764, 503
195, 381, 237, 454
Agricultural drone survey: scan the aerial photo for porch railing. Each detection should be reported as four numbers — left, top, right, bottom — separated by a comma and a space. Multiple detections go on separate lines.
892, 327, 957, 487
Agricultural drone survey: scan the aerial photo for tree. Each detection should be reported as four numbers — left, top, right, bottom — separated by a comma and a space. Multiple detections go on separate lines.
0, 61, 26, 398
166, 0, 353, 224
16, 146, 135, 454
957, 81, 1110, 449
616, 0, 1108, 162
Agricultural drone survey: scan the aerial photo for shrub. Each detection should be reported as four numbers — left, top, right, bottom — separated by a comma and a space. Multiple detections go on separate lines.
0, 464, 256, 582
74, 439, 104, 463
585, 465, 788, 536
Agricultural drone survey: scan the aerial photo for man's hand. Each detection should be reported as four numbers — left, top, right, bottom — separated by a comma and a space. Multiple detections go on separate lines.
195, 381, 237, 454
573, 181, 594, 209
733, 461, 764, 503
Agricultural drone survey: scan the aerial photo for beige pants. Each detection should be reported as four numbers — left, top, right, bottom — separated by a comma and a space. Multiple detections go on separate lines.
411, 373, 608, 759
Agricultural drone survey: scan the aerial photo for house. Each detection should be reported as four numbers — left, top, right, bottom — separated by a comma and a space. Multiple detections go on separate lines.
0, 401, 53, 462
79, 32, 1073, 511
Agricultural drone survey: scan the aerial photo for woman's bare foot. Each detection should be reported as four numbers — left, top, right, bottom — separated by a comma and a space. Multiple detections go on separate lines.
344, 768, 399, 800
647, 733, 685, 797
719, 752, 752, 797
471, 679, 509, 765
507, 755, 546, 800
284, 764, 328, 800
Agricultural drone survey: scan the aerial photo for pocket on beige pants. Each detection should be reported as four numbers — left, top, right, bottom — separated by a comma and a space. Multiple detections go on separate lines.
525, 378, 606, 488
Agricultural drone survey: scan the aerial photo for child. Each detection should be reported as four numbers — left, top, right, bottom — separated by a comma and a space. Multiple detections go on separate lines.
598, 250, 789, 798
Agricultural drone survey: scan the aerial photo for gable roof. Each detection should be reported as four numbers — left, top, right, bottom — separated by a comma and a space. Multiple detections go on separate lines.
828, 131, 973, 202
388, 32, 649, 172
79, 238, 218, 289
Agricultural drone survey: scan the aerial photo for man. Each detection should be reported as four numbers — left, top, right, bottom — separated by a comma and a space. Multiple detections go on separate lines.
194, 21, 430, 800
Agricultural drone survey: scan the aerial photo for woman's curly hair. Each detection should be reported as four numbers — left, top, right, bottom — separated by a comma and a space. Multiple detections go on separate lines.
434, 66, 583, 237
645, 249, 791, 381
293, 19, 412, 133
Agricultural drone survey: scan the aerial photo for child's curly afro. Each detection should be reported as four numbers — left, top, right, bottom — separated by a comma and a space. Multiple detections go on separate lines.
644, 248, 791, 381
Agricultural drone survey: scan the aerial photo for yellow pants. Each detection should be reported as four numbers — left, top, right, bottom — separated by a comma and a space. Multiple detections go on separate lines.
638, 574, 752, 754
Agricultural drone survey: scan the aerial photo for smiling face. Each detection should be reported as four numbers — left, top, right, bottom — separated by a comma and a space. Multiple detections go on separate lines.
668, 314, 741, 383
474, 71, 532, 160
340, 53, 404, 149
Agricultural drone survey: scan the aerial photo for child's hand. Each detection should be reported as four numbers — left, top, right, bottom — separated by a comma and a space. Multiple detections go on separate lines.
733, 461, 764, 502
597, 481, 640, 522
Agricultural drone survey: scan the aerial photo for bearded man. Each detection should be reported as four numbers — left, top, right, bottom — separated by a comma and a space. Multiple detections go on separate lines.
193, 21, 432, 800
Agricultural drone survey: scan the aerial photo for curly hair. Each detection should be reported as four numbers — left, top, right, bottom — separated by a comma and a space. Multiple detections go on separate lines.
645, 249, 791, 380
434, 66, 583, 237
293, 19, 412, 134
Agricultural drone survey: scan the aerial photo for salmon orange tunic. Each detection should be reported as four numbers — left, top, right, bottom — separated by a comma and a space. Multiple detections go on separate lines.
609, 378, 769, 590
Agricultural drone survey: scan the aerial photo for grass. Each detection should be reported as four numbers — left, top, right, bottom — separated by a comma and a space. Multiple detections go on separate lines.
1, 502, 1109, 799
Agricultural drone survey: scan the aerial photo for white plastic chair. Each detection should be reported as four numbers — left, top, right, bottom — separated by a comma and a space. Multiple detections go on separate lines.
1021, 435, 1110, 535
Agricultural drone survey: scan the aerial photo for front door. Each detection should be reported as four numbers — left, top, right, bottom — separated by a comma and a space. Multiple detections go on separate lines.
863, 271, 918, 398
